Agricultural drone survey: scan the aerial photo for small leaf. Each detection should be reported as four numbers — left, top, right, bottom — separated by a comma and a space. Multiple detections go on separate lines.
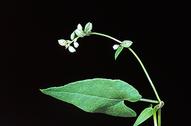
84, 22, 93, 33
121, 40, 133, 48
77, 24, 83, 30
115, 46, 124, 60
74, 29, 86, 37
133, 106, 154, 126
70, 32, 76, 40
41, 78, 142, 117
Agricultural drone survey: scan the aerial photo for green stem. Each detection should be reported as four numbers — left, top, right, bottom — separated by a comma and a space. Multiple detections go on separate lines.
90, 32, 161, 102
140, 98, 159, 104
158, 109, 161, 126
128, 48, 161, 102
153, 110, 158, 126
90, 32, 122, 44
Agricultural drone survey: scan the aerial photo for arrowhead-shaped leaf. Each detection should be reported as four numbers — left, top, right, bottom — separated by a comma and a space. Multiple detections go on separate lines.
40, 78, 142, 117
133, 106, 154, 126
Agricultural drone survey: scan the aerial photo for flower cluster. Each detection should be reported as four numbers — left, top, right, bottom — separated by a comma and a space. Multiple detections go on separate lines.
58, 39, 79, 53
58, 22, 93, 53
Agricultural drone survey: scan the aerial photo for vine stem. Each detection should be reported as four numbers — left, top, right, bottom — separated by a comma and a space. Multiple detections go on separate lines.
128, 48, 161, 102
90, 32, 122, 44
153, 110, 158, 126
158, 109, 161, 126
90, 32, 161, 102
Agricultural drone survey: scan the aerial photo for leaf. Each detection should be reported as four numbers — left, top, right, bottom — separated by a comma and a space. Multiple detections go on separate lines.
115, 46, 124, 60
70, 32, 75, 40
74, 29, 86, 37
84, 22, 93, 33
133, 106, 154, 126
121, 40, 133, 48
41, 78, 142, 117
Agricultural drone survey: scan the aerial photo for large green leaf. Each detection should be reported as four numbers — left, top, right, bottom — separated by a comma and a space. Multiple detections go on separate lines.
40, 78, 142, 117
133, 106, 154, 126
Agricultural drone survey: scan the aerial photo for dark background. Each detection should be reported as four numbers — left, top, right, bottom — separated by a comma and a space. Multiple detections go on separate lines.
1, 0, 189, 126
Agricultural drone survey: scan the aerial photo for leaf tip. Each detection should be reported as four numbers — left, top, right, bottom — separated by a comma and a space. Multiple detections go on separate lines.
39, 89, 44, 93
114, 55, 117, 60
40, 88, 48, 94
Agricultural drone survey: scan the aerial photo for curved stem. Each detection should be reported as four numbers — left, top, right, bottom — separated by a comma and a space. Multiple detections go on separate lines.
90, 32, 122, 44
128, 48, 161, 102
89, 32, 161, 102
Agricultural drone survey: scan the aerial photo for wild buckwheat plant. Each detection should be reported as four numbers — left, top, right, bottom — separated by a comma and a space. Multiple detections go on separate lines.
40, 22, 164, 126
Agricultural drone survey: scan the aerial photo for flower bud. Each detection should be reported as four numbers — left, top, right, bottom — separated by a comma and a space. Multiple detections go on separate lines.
73, 41, 79, 48
113, 44, 119, 50
68, 46, 76, 53
58, 39, 67, 46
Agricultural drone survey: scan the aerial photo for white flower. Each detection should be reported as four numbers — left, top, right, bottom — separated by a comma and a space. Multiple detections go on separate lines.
58, 39, 67, 46
68, 46, 76, 53
73, 41, 79, 48
113, 44, 119, 50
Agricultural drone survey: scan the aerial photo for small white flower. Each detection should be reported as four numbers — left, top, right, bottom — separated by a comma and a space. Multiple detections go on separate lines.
73, 41, 79, 48
113, 44, 119, 50
58, 39, 67, 46
68, 46, 76, 53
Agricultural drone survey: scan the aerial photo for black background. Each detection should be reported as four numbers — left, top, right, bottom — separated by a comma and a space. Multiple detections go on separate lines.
1, 0, 189, 126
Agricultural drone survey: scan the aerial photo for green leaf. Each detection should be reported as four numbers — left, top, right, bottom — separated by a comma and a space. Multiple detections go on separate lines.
40, 78, 142, 117
74, 29, 86, 37
84, 22, 93, 33
115, 46, 124, 60
133, 106, 154, 126
121, 40, 133, 48
70, 32, 75, 40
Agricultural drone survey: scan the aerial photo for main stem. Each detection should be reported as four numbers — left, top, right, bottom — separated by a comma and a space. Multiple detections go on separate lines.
158, 109, 161, 126
90, 32, 161, 102
153, 111, 158, 126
